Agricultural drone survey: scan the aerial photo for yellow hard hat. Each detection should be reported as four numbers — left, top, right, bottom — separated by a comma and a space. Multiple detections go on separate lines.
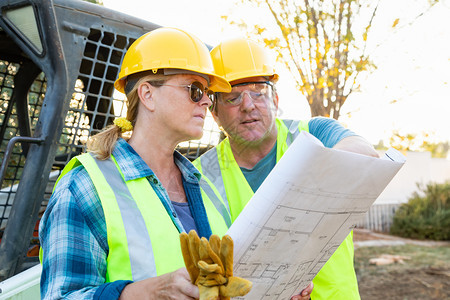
210, 38, 278, 83
114, 27, 231, 94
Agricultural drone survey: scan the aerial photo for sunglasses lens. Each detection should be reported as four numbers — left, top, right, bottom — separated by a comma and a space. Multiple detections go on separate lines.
190, 82, 204, 102
207, 90, 215, 102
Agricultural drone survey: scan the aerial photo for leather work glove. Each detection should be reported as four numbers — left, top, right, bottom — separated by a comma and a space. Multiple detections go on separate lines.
180, 230, 252, 300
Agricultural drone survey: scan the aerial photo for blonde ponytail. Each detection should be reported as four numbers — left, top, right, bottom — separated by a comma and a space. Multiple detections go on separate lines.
86, 72, 168, 159
86, 125, 122, 160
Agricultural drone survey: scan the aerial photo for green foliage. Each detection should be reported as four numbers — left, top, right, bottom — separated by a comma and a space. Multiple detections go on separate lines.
389, 130, 449, 158
390, 182, 450, 240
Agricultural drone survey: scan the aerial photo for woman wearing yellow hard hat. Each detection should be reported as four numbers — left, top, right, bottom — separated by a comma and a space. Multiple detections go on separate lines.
39, 27, 231, 299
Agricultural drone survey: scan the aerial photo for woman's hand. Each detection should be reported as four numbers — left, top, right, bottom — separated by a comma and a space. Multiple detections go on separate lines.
290, 282, 313, 300
119, 268, 199, 300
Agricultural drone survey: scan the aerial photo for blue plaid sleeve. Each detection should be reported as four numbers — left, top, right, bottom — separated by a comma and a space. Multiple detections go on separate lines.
39, 165, 130, 299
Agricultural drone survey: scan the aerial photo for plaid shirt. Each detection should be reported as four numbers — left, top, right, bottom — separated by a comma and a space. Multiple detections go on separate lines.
39, 138, 211, 299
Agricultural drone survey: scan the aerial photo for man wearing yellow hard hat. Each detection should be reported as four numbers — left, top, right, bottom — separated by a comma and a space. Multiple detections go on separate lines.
194, 38, 379, 300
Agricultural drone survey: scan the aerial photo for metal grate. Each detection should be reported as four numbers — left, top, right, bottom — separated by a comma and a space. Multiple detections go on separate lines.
54, 29, 131, 163
0, 61, 45, 235
0, 27, 224, 254
43, 29, 136, 222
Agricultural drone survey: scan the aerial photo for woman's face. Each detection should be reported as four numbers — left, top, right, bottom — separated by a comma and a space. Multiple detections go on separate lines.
151, 74, 212, 143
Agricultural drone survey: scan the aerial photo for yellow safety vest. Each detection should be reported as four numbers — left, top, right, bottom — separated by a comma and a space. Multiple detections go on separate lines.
195, 118, 360, 300
53, 153, 228, 282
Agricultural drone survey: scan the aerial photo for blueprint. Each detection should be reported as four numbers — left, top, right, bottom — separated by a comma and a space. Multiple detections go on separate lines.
226, 132, 405, 299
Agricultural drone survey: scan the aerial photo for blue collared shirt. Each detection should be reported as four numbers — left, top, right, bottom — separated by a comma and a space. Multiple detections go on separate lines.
241, 117, 357, 192
39, 138, 210, 299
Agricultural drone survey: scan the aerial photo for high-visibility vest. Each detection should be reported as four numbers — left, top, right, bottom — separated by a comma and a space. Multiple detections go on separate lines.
195, 118, 360, 300
55, 153, 228, 282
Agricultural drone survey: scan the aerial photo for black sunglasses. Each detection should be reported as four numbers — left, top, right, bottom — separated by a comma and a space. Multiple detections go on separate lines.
152, 81, 215, 104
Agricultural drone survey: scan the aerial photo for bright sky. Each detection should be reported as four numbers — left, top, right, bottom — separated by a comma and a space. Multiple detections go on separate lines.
103, 0, 450, 146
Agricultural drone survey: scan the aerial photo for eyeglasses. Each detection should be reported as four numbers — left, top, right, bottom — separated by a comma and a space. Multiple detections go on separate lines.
217, 81, 274, 107
152, 81, 215, 104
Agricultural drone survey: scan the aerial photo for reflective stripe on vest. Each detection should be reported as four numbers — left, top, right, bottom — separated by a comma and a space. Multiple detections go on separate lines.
195, 118, 360, 299
194, 148, 233, 228
90, 156, 156, 281
199, 177, 232, 228
77, 153, 182, 282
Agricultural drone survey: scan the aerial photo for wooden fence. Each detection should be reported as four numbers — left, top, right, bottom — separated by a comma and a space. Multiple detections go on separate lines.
356, 203, 402, 233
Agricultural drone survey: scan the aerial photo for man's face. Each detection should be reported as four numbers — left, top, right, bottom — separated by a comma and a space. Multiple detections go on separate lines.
213, 76, 279, 145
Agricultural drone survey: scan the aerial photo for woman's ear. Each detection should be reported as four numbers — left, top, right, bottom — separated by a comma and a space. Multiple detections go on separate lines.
137, 81, 155, 111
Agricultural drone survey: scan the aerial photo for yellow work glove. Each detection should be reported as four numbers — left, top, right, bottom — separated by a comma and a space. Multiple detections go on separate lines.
180, 230, 222, 300
217, 235, 252, 299
180, 230, 252, 300
180, 230, 200, 284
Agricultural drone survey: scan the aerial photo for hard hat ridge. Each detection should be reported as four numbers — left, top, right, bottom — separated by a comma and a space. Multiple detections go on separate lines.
115, 27, 230, 94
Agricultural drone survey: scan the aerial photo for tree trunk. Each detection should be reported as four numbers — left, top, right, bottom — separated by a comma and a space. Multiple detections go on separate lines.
308, 94, 328, 117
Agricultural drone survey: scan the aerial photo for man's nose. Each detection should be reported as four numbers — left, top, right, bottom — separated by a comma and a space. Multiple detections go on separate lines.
240, 91, 255, 111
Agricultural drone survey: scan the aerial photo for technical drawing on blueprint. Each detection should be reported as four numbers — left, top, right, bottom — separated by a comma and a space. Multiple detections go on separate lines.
226, 132, 405, 299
